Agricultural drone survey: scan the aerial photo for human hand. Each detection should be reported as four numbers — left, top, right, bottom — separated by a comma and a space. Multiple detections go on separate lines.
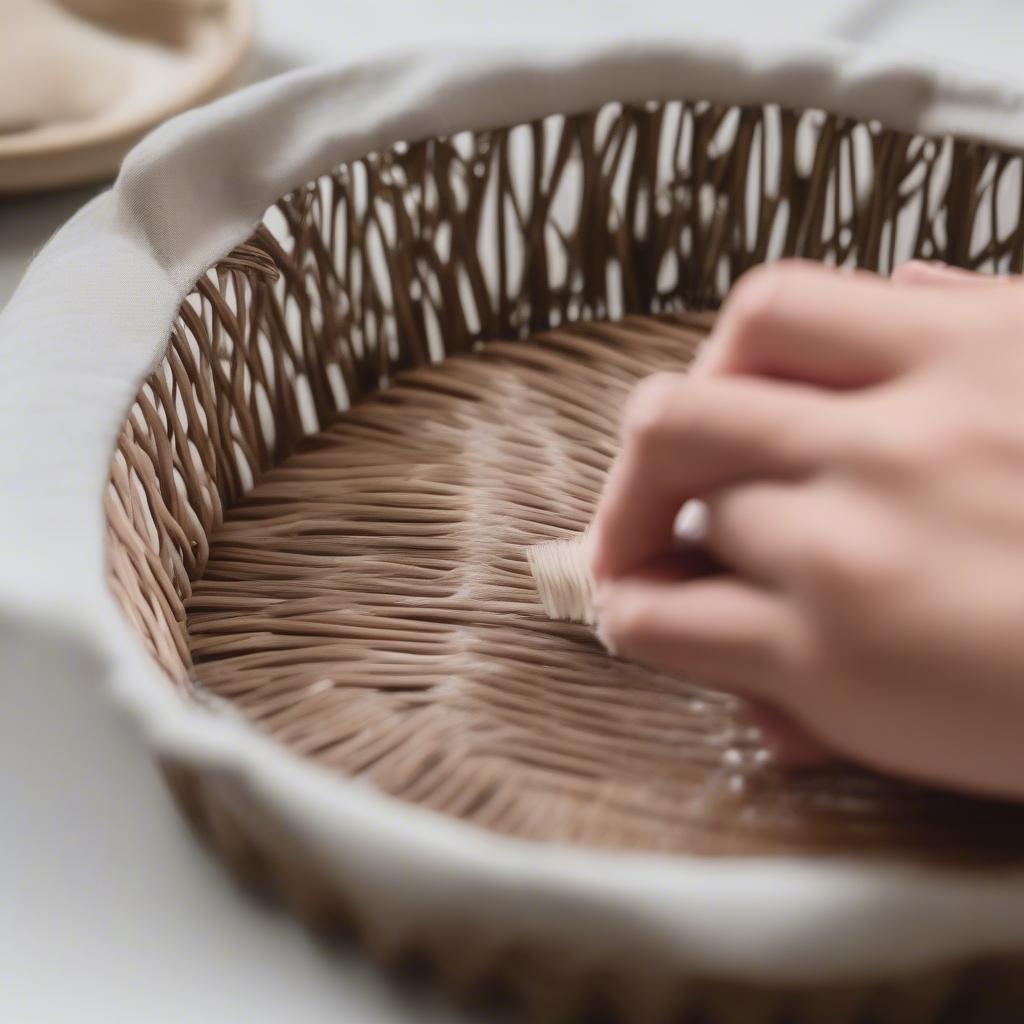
590, 259, 1024, 799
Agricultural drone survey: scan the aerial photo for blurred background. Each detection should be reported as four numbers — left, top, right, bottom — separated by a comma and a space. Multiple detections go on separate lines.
3, 2, 1024, 1022
5, 0, 1024, 303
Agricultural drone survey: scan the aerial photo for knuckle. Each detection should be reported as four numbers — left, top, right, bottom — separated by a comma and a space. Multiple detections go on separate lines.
621, 372, 687, 445
889, 260, 928, 284
928, 420, 976, 466
597, 593, 648, 653
798, 530, 899, 599
773, 622, 828, 685
850, 409, 972, 476
719, 263, 794, 340
867, 423, 929, 474
914, 419, 972, 468
742, 625, 805, 681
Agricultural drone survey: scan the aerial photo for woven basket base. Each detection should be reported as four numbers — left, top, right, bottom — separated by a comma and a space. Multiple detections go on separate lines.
175, 313, 1024, 1020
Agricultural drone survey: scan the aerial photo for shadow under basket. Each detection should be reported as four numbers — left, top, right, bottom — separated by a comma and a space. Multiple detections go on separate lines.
106, 99, 1024, 1022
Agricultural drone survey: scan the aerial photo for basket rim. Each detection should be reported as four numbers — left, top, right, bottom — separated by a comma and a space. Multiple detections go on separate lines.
6, 40, 1024, 985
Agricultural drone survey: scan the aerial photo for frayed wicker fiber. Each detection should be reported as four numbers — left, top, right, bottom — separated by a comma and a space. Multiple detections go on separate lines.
528, 534, 596, 625
106, 99, 1024, 1021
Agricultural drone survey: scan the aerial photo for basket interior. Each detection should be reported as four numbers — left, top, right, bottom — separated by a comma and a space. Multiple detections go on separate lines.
106, 98, 1024, 862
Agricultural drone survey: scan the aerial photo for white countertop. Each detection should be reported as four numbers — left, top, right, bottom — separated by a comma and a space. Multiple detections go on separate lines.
4, 2, 1024, 1021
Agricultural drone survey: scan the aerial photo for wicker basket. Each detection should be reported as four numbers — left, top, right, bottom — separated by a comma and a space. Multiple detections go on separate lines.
10, 42, 1024, 1024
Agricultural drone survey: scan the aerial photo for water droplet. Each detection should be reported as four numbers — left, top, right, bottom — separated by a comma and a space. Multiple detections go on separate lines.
722, 747, 744, 769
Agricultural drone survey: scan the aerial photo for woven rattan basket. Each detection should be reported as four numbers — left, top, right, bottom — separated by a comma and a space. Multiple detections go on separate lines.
9, 40, 1024, 1024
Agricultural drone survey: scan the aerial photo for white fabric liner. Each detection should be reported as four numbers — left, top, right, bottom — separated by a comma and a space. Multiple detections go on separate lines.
5, 33, 1024, 983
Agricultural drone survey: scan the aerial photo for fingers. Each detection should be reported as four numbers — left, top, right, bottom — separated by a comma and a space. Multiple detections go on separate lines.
594, 565, 799, 698
590, 372, 841, 580
701, 482, 813, 584
692, 260, 971, 388
595, 555, 834, 765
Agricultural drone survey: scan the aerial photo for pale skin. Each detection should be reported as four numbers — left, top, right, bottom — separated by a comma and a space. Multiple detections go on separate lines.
589, 258, 1024, 801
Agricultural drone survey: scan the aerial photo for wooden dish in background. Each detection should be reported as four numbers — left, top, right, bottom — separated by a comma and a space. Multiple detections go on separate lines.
0, 0, 252, 194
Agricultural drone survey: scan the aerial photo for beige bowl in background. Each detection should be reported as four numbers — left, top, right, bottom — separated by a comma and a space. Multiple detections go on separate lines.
0, 0, 252, 194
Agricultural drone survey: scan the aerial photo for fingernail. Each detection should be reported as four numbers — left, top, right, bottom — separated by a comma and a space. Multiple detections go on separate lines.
672, 499, 709, 547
